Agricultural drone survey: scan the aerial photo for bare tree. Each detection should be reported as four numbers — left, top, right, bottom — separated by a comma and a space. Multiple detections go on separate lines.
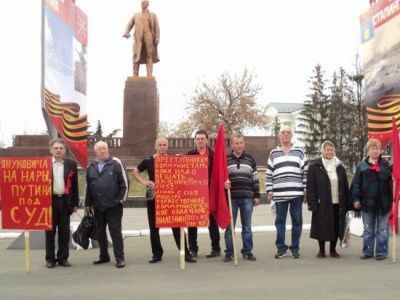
348, 54, 367, 165
179, 69, 271, 136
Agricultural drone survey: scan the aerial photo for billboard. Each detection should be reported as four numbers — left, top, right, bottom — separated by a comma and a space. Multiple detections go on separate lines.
360, 0, 400, 148
42, 0, 88, 167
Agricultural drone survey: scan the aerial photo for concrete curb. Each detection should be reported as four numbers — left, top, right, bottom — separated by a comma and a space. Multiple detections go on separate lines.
0, 224, 312, 240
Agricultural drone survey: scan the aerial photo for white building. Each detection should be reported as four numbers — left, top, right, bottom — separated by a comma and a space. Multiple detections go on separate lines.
268, 102, 305, 147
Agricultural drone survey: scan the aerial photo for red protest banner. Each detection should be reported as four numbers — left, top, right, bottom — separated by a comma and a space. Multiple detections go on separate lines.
0, 157, 53, 230
155, 155, 209, 228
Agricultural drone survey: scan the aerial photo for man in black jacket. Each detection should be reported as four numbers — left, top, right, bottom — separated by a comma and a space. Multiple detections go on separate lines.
187, 130, 221, 258
46, 139, 79, 268
85, 141, 128, 268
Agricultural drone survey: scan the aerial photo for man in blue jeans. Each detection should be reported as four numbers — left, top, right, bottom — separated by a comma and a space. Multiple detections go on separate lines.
266, 126, 308, 259
224, 134, 260, 262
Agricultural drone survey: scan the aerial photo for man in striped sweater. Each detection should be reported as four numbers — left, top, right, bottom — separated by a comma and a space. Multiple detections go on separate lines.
224, 134, 260, 262
266, 126, 308, 259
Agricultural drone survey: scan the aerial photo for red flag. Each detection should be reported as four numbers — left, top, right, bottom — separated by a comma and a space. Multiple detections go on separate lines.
209, 124, 230, 229
390, 117, 400, 233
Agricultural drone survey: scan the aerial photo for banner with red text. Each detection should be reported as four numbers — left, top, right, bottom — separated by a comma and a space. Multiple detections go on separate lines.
360, 0, 400, 148
155, 155, 209, 228
42, 0, 88, 167
0, 157, 52, 230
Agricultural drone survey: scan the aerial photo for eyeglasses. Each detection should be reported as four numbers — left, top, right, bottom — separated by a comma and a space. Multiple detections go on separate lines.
280, 131, 292, 135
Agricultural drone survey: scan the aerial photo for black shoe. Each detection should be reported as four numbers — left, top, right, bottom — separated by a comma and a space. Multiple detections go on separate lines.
290, 249, 300, 259
330, 251, 340, 258
149, 257, 162, 264
223, 255, 233, 262
116, 260, 125, 268
93, 258, 110, 265
206, 249, 221, 258
46, 260, 56, 268
243, 253, 257, 261
58, 260, 71, 267
185, 255, 197, 263
376, 255, 387, 261
274, 251, 287, 259
360, 254, 373, 260
190, 251, 198, 258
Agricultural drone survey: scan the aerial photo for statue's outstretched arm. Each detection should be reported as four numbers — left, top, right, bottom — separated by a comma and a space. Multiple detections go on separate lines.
123, 15, 136, 38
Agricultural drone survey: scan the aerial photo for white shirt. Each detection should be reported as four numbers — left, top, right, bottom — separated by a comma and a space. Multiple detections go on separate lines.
52, 158, 65, 195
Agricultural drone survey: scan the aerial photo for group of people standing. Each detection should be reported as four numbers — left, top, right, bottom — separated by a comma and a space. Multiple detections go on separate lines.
45, 139, 129, 269
267, 126, 392, 261
44, 126, 394, 269
133, 131, 260, 264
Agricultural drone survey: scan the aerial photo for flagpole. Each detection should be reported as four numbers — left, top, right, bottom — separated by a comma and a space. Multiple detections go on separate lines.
227, 188, 238, 266
180, 228, 185, 269
393, 222, 396, 263
391, 116, 399, 263
24, 231, 31, 273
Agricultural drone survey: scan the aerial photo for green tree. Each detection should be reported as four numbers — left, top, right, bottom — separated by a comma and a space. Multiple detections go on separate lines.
88, 120, 120, 139
94, 120, 103, 137
181, 69, 271, 136
298, 64, 330, 157
273, 115, 280, 136
328, 68, 352, 157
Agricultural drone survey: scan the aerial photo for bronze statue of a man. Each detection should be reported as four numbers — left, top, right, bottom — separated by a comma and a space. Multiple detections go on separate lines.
123, 0, 160, 78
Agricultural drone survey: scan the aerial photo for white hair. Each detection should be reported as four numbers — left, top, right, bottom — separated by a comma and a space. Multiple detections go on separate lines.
94, 140, 108, 151
279, 126, 292, 133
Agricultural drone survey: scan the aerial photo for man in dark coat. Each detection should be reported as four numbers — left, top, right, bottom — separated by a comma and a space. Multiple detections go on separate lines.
307, 141, 350, 258
85, 141, 129, 268
187, 130, 221, 258
45, 138, 79, 268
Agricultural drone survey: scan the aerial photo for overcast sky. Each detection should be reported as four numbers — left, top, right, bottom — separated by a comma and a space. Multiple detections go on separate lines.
0, 0, 370, 146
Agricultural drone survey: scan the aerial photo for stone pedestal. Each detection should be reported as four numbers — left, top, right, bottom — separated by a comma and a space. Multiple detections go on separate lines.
123, 77, 159, 156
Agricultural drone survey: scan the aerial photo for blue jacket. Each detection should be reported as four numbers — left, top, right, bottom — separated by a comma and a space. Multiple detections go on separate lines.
351, 156, 392, 214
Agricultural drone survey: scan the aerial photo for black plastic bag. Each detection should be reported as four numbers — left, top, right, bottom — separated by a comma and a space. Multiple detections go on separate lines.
72, 215, 98, 249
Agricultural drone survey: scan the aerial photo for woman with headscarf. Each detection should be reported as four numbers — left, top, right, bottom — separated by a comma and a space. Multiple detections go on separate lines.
351, 139, 392, 260
307, 141, 350, 258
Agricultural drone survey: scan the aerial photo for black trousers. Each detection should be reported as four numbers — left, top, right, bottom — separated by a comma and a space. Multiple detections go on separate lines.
45, 195, 70, 262
147, 200, 191, 258
188, 214, 220, 253
94, 204, 124, 262
318, 204, 340, 252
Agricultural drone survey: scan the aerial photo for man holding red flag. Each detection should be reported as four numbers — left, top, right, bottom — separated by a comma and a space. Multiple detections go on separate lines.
223, 134, 260, 262
187, 130, 221, 258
